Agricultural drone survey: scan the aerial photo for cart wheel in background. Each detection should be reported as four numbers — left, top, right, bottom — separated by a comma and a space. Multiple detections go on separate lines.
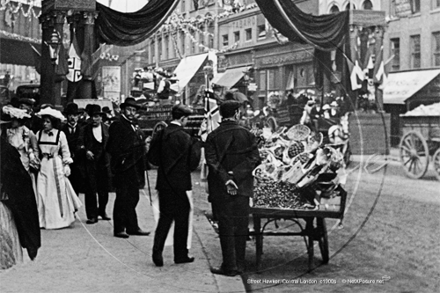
433, 148, 440, 181
264, 116, 278, 133
399, 131, 429, 179
317, 218, 329, 264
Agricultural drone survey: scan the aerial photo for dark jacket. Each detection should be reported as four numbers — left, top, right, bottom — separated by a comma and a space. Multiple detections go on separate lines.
148, 123, 201, 192
205, 120, 261, 198
78, 122, 111, 192
0, 137, 40, 259
61, 122, 82, 159
106, 115, 146, 188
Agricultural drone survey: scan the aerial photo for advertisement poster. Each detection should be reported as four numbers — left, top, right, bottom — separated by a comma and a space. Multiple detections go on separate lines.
102, 66, 121, 93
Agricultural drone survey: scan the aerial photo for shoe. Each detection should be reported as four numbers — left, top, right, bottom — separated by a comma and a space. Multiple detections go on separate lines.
114, 231, 129, 239
210, 266, 240, 277
127, 229, 150, 236
174, 256, 195, 264
86, 218, 98, 224
99, 213, 111, 221
152, 251, 164, 267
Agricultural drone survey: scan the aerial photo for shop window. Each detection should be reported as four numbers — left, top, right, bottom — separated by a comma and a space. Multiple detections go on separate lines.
158, 37, 163, 61
362, 0, 373, 10
150, 41, 155, 63
180, 31, 186, 56
330, 5, 340, 14
433, 32, 440, 66
234, 31, 240, 43
258, 25, 266, 39
222, 34, 229, 47
267, 69, 278, 91
164, 36, 169, 60
259, 71, 266, 91
411, 0, 420, 13
390, 38, 400, 71
245, 28, 252, 41
410, 35, 421, 69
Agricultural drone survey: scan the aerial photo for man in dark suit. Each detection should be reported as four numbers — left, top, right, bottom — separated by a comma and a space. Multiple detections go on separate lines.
148, 104, 201, 267
78, 105, 111, 224
205, 100, 261, 276
106, 97, 150, 238
61, 102, 84, 194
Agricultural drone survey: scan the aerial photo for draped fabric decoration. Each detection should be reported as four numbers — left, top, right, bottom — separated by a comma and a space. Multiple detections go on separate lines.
254, 0, 349, 51
94, 0, 180, 46
254, 0, 351, 92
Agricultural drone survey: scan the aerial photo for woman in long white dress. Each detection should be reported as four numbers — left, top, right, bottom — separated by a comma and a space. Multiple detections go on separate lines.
35, 108, 82, 229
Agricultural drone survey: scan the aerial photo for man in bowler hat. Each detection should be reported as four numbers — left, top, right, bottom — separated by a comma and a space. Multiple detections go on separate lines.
78, 105, 111, 224
205, 100, 261, 276
106, 97, 150, 238
148, 104, 201, 266
61, 102, 84, 194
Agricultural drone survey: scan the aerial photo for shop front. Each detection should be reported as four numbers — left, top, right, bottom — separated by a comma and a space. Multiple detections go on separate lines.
254, 43, 314, 110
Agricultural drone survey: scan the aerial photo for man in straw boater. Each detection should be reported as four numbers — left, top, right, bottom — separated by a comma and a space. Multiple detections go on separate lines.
148, 104, 201, 267
106, 97, 150, 238
204, 100, 261, 276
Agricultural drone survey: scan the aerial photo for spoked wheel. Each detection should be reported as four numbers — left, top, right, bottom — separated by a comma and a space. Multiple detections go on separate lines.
317, 218, 329, 264
399, 131, 429, 179
433, 148, 440, 181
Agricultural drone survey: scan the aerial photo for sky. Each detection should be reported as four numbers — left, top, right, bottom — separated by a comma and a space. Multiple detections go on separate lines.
97, 0, 149, 12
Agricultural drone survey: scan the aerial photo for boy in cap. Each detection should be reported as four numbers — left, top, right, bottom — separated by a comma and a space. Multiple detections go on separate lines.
204, 100, 261, 276
148, 104, 201, 266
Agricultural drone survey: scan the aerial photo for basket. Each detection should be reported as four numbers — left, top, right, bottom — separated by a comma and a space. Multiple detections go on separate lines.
286, 124, 311, 141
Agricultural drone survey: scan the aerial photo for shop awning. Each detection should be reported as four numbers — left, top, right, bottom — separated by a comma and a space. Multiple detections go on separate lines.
210, 72, 225, 85
213, 66, 250, 88
0, 37, 40, 67
171, 53, 208, 93
384, 69, 440, 104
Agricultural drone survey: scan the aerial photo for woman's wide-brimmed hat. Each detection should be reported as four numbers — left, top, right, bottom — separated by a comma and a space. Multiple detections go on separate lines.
120, 97, 141, 109
2, 105, 31, 120
36, 107, 66, 122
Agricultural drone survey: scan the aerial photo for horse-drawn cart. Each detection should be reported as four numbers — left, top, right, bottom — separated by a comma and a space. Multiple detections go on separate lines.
250, 185, 347, 272
399, 111, 440, 180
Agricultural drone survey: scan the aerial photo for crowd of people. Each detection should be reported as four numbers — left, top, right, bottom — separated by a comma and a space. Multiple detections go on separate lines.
1, 95, 263, 278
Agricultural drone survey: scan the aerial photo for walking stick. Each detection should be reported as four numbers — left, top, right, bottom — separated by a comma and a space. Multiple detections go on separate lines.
145, 168, 153, 206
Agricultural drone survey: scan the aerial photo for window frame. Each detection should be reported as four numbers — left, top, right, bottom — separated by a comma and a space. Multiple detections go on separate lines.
410, 34, 421, 69
433, 31, 440, 66
222, 34, 229, 47
390, 37, 400, 71
245, 28, 252, 42
234, 31, 240, 43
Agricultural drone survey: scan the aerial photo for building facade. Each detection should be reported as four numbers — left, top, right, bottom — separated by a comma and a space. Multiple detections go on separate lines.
0, 0, 42, 90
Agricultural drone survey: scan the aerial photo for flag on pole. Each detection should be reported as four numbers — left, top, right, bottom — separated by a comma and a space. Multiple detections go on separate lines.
374, 46, 387, 89
67, 34, 82, 83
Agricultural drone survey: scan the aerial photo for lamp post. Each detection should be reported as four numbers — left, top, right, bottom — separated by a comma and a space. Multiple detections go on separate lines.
202, 64, 213, 107
46, 28, 61, 64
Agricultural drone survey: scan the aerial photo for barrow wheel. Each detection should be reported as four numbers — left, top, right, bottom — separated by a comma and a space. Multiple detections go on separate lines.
317, 218, 329, 264
399, 131, 429, 179
433, 148, 440, 181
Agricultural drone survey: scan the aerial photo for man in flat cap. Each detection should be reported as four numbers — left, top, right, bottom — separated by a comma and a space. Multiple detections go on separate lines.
106, 97, 150, 238
148, 104, 201, 266
204, 100, 261, 276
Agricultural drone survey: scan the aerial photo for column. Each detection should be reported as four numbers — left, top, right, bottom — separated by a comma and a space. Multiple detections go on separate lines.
80, 11, 98, 100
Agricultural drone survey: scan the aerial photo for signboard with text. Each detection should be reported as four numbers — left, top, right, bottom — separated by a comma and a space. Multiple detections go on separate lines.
54, 0, 96, 11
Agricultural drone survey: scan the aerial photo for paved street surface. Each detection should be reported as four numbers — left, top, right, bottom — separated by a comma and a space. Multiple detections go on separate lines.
1, 148, 439, 293
0, 171, 244, 293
